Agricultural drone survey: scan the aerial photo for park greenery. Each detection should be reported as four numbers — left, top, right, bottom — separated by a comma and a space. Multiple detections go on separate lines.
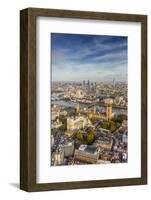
90, 114, 127, 133
75, 130, 95, 145
51, 128, 58, 137
101, 120, 118, 133
52, 114, 127, 139
112, 114, 127, 123
90, 117, 99, 124
58, 115, 67, 131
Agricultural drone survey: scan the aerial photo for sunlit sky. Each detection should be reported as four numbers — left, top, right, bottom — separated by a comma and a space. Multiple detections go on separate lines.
51, 33, 127, 82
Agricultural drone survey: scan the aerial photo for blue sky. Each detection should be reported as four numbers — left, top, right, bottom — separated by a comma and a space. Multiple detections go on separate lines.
51, 33, 127, 82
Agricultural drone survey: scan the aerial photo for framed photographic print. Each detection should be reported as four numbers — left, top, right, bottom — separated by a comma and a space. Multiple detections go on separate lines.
20, 8, 147, 191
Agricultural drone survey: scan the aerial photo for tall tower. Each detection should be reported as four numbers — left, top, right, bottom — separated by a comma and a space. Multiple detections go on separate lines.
113, 78, 115, 87
76, 103, 80, 113
93, 105, 96, 114
105, 99, 113, 120
108, 103, 112, 120
106, 105, 109, 120
87, 80, 90, 87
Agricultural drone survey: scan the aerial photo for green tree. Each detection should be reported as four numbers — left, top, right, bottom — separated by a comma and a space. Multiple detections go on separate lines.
109, 122, 116, 132
51, 128, 58, 137
87, 131, 95, 144
76, 131, 84, 142
90, 117, 98, 124
59, 123, 67, 131
112, 114, 127, 123
101, 120, 118, 133
102, 121, 109, 129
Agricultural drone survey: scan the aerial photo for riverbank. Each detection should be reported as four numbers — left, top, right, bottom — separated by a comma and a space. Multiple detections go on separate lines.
52, 100, 127, 115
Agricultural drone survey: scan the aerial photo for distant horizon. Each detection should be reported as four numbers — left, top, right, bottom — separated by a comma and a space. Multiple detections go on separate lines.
51, 33, 127, 82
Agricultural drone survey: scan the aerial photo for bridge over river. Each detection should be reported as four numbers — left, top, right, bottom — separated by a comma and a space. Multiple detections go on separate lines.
52, 100, 127, 115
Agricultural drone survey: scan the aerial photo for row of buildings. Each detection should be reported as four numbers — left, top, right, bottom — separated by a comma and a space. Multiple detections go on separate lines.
51, 138, 127, 166
52, 142, 101, 166
66, 99, 113, 134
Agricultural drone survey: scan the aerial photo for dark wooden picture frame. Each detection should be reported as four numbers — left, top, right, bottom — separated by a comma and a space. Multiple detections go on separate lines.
20, 7, 147, 192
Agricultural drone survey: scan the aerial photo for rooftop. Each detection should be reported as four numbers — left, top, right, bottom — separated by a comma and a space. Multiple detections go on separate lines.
79, 144, 98, 154
85, 145, 98, 154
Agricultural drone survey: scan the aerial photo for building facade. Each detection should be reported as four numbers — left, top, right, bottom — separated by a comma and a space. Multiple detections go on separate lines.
74, 144, 100, 164
51, 149, 64, 166
62, 141, 75, 157
67, 116, 91, 131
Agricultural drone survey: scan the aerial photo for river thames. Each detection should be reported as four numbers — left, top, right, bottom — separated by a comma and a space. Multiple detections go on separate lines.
52, 100, 127, 115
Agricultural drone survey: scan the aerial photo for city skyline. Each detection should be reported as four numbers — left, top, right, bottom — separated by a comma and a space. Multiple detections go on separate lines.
51, 33, 127, 82
51, 81, 128, 166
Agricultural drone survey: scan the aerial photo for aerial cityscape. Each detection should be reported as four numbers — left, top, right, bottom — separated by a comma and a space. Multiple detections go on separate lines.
51, 33, 128, 166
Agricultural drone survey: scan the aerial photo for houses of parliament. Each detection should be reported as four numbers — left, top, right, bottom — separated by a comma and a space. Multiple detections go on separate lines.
76, 98, 113, 121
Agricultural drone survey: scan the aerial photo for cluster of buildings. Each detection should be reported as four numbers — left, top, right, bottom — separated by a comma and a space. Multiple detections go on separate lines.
75, 98, 113, 121
51, 81, 128, 166
52, 142, 100, 166
67, 116, 91, 132
51, 131, 127, 166
51, 141, 75, 166
52, 80, 127, 107
65, 98, 113, 136
74, 144, 100, 164
51, 104, 67, 128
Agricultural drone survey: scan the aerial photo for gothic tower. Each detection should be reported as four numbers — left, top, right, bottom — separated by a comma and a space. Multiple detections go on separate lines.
93, 105, 96, 114
106, 102, 112, 120
76, 103, 80, 113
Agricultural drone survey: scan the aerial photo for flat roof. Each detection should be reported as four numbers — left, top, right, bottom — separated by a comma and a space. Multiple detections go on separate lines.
85, 145, 98, 154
